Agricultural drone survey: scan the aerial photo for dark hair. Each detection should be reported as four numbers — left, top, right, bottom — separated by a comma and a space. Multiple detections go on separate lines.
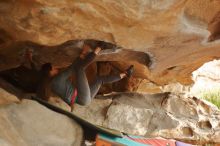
40, 63, 52, 76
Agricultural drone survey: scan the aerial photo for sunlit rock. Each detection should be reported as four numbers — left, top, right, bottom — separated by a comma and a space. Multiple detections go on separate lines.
191, 59, 220, 97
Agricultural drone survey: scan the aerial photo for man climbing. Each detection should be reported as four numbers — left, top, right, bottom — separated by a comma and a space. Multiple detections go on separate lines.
26, 43, 134, 111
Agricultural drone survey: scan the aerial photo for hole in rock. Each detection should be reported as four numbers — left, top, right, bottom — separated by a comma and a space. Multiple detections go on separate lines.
208, 12, 220, 42
198, 120, 212, 129
182, 127, 194, 137
167, 66, 177, 70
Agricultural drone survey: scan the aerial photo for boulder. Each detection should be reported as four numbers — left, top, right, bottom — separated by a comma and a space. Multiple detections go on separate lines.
73, 92, 220, 144
103, 103, 153, 135
73, 98, 112, 126
0, 99, 83, 146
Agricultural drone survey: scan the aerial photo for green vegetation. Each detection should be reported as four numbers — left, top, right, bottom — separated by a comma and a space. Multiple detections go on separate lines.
201, 90, 220, 109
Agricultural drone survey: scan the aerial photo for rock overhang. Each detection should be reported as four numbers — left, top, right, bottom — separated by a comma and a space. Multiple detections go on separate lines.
0, 0, 220, 86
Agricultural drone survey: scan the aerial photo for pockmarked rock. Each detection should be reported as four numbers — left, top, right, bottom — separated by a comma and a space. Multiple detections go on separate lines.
73, 92, 220, 144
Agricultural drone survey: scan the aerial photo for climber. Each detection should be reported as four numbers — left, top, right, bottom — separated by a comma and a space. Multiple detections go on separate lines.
25, 43, 134, 111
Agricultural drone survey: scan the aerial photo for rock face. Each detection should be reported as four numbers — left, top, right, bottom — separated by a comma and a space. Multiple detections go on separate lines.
0, 99, 83, 146
0, 1, 220, 144
104, 103, 153, 135
73, 92, 220, 144
190, 59, 220, 96
0, 0, 220, 86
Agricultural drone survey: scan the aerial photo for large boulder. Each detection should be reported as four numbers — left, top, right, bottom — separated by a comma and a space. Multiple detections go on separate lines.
73, 92, 220, 144
0, 0, 220, 86
0, 99, 83, 146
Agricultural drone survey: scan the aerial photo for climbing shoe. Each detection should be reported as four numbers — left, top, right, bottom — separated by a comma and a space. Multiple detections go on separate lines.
125, 65, 134, 78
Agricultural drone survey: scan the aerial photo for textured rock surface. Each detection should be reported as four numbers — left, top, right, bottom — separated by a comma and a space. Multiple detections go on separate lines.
0, 0, 220, 85
161, 82, 191, 95
136, 79, 162, 93
0, 99, 83, 146
190, 59, 220, 96
0, 1, 220, 144
73, 98, 112, 125
103, 103, 153, 135
73, 92, 220, 144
